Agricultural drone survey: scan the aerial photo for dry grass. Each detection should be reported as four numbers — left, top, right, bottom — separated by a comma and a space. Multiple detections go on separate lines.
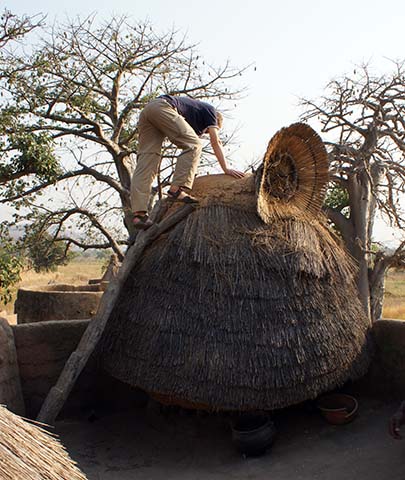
383, 270, 405, 320
0, 259, 103, 316
0, 405, 86, 480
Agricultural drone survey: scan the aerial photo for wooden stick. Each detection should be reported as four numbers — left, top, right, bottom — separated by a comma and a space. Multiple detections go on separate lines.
37, 203, 195, 425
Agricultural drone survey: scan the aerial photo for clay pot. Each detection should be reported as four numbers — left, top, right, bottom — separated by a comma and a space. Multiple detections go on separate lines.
231, 414, 276, 456
317, 393, 358, 425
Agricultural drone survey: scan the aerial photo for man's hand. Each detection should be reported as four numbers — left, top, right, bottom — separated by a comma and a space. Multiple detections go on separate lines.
389, 401, 405, 439
224, 168, 245, 179
208, 127, 245, 179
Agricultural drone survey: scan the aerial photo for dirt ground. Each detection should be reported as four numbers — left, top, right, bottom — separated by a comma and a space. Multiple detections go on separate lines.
57, 396, 405, 480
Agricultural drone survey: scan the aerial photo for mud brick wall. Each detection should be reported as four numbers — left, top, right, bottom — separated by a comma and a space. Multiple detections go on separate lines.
11, 319, 147, 418
15, 286, 103, 324
10, 316, 405, 419
0, 318, 25, 415
12, 320, 91, 417
354, 319, 405, 399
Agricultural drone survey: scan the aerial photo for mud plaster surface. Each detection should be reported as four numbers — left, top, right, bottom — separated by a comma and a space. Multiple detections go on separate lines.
191, 174, 256, 210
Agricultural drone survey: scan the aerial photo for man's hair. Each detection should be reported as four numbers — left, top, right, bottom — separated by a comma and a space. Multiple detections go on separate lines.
216, 112, 223, 129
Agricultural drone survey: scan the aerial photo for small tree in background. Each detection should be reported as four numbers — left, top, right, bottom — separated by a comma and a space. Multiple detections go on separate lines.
24, 228, 71, 273
301, 62, 405, 321
0, 225, 22, 304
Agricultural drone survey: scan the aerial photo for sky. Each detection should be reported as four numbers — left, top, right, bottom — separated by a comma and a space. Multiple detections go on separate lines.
5, 0, 405, 243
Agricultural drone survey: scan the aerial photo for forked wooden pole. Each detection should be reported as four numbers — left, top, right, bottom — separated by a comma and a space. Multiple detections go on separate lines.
37, 203, 195, 425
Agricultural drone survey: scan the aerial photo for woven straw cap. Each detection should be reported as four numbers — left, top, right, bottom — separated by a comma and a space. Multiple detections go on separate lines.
257, 123, 329, 222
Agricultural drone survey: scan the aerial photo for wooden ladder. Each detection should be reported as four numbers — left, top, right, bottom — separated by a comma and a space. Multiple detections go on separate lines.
37, 203, 195, 425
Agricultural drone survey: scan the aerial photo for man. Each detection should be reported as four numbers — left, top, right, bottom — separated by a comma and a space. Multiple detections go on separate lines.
131, 94, 245, 229
389, 401, 405, 439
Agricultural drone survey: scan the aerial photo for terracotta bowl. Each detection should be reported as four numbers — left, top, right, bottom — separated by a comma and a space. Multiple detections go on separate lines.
317, 393, 358, 425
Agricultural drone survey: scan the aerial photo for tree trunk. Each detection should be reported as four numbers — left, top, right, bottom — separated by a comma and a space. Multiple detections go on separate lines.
367, 162, 384, 248
114, 153, 133, 192
112, 153, 135, 235
369, 268, 385, 321
369, 250, 393, 321
350, 241, 371, 320
347, 169, 373, 321
367, 163, 387, 321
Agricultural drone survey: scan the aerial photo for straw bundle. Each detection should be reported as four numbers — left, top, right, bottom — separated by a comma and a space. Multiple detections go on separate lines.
0, 405, 86, 480
97, 123, 371, 411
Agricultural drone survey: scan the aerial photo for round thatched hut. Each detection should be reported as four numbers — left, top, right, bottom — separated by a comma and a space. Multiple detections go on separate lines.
98, 123, 372, 411
0, 405, 86, 480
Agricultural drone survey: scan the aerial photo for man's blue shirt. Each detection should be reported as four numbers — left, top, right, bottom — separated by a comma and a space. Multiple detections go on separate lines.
160, 95, 219, 136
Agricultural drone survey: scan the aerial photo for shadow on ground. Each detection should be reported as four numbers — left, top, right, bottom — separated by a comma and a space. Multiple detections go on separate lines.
57, 396, 405, 480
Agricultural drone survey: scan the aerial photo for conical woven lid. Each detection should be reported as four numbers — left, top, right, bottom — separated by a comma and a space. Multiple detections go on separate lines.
257, 123, 329, 222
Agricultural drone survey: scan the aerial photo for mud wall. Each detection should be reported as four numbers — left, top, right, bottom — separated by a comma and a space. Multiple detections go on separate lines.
11, 320, 147, 418
354, 319, 405, 399
3, 317, 405, 419
15, 285, 104, 323
0, 318, 25, 415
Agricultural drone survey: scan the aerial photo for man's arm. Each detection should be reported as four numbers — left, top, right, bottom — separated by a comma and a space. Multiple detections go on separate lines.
207, 127, 245, 179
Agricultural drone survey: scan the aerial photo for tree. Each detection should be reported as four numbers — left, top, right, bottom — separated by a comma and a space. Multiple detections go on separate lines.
301, 62, 405, 321
0, 10, 45, 303
24, 228, 71, 272
0, 224, 22, 304
0, 10, 56, 186
0, 14, 245, 262
0, 10, 43, 48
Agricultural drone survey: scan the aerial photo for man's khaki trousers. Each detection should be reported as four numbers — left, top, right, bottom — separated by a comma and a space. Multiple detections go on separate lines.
131, 98, 202, 212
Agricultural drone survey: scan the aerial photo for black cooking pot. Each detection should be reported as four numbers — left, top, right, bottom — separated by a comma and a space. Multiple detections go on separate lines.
231, 414, 276, 456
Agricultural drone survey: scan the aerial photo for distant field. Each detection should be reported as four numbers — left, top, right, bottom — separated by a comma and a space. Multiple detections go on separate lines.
1, 261, 404, 320
383, 270, 405, 320
0, 260, 103, 315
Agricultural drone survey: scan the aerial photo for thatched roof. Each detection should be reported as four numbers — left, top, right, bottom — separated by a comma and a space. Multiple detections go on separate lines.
0, 405, 86, 480
98, 123, 372, 411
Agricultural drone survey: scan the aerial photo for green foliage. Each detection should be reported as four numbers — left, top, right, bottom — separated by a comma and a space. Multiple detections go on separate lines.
24, 229, 70, 273
0, 253, 22, 304
324, 185, 349, 215
0, 130, 61, 184
0, 227, 22, 304
323, 185, 350, 238
11, 132, 61, 181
